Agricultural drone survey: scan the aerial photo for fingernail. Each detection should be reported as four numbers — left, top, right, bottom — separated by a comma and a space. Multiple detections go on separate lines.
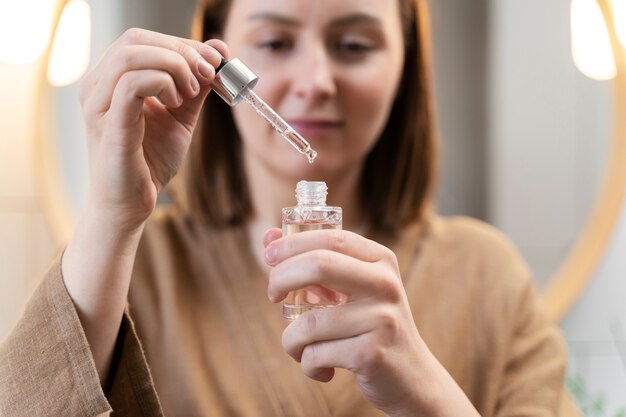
197, 59, 214, 79
265, 245, 277, 265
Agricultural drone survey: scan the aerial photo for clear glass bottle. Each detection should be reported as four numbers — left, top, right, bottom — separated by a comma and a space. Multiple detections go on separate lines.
281, 181, 344, 320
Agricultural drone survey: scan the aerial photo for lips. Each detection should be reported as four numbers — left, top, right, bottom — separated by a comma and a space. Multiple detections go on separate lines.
286, 119, 343, 137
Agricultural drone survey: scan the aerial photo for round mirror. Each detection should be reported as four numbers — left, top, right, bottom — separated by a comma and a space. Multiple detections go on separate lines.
35, 0, 626, 322
428, 0, 626, 322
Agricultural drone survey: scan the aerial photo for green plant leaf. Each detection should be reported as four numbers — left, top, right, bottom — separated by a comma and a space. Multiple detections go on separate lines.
591, 395, 606, 413
567, 374, 587, 399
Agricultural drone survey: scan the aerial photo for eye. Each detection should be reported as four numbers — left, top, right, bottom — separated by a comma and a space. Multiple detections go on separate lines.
258, 38, 293, 52
339, 40, 373, 54
332, 34, 377, 60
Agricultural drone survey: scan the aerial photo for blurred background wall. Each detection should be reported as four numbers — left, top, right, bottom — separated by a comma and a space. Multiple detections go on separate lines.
0, 0, 624, 413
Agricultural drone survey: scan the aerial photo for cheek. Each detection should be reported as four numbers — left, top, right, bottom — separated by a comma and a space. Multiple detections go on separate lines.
344, 75, 399, 148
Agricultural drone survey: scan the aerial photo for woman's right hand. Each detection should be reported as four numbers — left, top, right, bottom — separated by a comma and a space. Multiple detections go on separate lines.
62, 30, 228, 387
79, 28, 227, 232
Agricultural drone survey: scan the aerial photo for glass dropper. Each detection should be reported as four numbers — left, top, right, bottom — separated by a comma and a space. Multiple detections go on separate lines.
240, 88, 317, 163
211, 58, 317, 164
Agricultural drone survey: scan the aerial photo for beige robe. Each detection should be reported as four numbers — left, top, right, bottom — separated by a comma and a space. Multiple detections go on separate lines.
0, 207, 573, 416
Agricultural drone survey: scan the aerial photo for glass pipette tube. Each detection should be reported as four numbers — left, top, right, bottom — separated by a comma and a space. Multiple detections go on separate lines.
240, 88, 317, 164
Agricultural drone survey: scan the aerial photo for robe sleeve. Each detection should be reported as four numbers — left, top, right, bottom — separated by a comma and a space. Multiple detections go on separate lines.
496, 277, 579, 417
0, 254, 163, 417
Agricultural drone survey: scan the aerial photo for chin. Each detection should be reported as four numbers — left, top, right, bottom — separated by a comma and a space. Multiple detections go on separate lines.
271, 154, 330, 181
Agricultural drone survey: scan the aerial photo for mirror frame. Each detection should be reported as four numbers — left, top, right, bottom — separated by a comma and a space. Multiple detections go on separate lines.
541, 0, 626, 322
33, 0, 626, 322
33, 0, 73, 242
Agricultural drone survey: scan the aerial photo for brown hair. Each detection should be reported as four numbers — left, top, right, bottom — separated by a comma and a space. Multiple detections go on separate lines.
178, 0, 438, 235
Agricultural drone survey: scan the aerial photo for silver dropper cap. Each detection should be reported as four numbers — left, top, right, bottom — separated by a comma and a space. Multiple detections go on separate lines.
212, 58, 259, 106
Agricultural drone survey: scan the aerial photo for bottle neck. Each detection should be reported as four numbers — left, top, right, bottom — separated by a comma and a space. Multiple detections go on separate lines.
295, 181, 327, 206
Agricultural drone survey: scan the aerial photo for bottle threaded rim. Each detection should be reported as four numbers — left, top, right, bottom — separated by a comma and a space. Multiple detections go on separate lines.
295, 181, 327, 206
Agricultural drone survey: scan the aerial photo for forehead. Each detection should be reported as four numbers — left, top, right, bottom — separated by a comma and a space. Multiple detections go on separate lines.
227, 0, 402, 26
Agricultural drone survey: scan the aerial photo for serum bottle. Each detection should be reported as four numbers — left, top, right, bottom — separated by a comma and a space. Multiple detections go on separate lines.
281, 181, 344, 320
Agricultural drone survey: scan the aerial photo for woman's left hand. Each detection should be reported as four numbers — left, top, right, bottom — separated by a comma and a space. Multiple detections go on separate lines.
263, 228, 455, 416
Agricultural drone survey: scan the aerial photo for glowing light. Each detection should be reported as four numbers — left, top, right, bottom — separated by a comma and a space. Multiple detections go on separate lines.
47, 0, 91, 86
615, 0, 626, 48
0, 0, 56, 64
571, 0, 617, 80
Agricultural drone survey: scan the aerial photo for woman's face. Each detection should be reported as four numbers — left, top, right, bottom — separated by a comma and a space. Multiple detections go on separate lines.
222, 0, 405, 181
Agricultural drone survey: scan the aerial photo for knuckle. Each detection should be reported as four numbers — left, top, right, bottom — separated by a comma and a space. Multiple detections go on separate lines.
374, 265, 403, 302
300, 311, 318, 334
301, 344, 319, 367
117, 71, 136, 93
382, 246, 398, 266
377, 306, 400, 336
116, 46, 137, 74
376, 244, 400, 272
176, 42, 197, 61
378, 273, 398, 298
389, 258, 401, 274
310, 250, 332, 276
327, 229, 347, 251
171, 54, 189, 75
121, 27, 143, 44
381, 286, 401, 304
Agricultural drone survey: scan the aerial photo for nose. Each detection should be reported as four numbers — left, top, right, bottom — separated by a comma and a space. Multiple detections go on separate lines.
291, 44, 337, 102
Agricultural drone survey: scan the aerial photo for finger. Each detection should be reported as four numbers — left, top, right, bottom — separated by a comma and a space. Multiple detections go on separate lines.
265, 229, 395, 267
83, 29, 225, 112
299, 336, 370, 381
109, 69, 180, 131
305, 363, 335, 383
267, 249, 402, 303
113, 28, 224, 76
162, 81, 214, 132
204, 38, 229, 61
85, 45, 200, 116
282, 301, 378, 361
263, 228, 283, 248
168, 39, 229, 119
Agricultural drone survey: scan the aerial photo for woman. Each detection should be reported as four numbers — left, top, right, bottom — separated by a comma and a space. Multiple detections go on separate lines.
0, 0, 569, 415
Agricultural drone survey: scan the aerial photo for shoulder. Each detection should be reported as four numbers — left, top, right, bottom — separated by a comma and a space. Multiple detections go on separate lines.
408, 215, 548, 341
417, 214, 535, 296
430, 216, 515, 250
428, 215, 522, 261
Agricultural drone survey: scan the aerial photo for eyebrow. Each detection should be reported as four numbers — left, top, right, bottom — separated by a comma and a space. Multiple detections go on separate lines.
247, 12, 383, 28
248, 12, 299, 26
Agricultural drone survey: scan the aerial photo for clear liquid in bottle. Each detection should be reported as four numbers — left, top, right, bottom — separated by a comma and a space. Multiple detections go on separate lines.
281, 181, 344, 320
